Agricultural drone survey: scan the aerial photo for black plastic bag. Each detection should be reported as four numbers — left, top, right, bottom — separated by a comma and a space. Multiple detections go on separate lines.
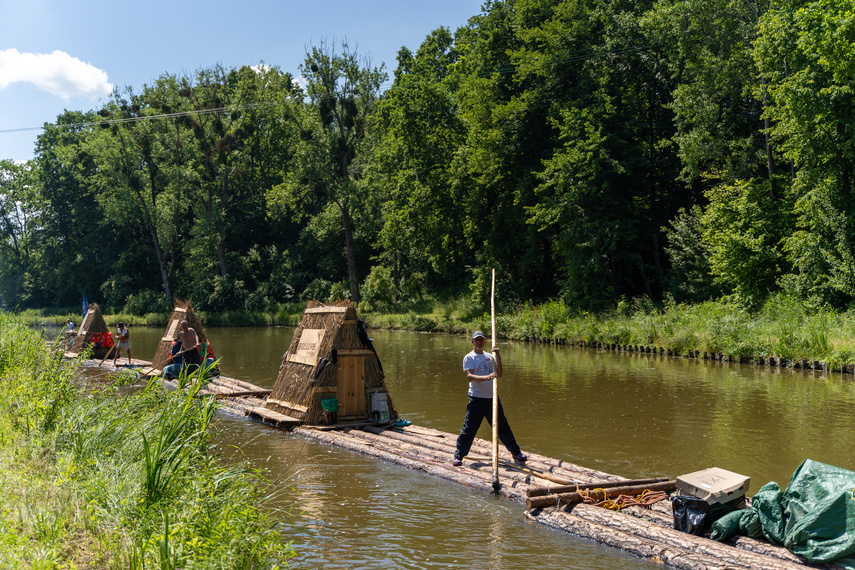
672, 495, 710, 536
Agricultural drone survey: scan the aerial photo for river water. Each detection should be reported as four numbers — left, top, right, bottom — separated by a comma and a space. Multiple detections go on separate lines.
82, 325, 855, 568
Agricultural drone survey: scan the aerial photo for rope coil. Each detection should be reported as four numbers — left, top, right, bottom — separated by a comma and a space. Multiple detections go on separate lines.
579, 488, 669, 511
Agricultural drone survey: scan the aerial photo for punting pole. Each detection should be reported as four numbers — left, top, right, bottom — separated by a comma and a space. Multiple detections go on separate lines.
491, 268, 501, 493
98, 342, 119, 367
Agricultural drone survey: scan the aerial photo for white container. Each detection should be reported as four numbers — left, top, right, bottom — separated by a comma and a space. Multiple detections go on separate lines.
371, 392, 390, 421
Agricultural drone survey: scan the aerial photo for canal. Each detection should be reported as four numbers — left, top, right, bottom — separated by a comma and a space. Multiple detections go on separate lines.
105, 325, 855, 568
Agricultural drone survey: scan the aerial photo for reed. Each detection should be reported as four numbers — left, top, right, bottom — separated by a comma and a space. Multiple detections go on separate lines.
0, 311, 295, 567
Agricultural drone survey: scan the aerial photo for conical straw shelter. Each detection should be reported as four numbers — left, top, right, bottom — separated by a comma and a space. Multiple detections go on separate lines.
66, 303, 112, 359
265, 300, 397, 425
144, 299, 210, 376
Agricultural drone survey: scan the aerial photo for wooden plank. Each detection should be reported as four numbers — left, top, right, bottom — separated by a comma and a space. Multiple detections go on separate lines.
267, 398, 309, 413
304, 306, 348, 314
286, 353, 319, 367
336, 349, 375, 356
247, 406, 301, 426
312, 386, 337, 394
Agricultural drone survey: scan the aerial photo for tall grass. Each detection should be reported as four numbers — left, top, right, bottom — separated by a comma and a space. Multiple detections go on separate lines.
0, 312, 294, 567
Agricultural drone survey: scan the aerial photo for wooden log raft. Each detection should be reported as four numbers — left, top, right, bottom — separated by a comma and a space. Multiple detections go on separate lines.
527, 505, 828, 569
293, 426, 523, 499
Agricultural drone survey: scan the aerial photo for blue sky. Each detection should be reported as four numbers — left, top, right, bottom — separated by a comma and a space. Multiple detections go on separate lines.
0, 0, 485, 162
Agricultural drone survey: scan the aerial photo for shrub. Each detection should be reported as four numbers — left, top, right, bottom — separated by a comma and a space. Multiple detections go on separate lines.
123, 289, 168, 315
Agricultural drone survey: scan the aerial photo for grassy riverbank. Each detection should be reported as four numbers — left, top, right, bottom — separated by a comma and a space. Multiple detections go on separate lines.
0, 313, 294, 567
18, 293, 855, 371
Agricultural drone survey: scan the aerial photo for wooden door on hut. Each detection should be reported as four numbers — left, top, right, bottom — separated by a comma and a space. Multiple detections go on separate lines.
266, 301, 396, 425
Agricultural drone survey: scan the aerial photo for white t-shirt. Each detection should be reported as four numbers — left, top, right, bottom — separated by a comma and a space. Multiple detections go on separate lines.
463, 350, 496, 398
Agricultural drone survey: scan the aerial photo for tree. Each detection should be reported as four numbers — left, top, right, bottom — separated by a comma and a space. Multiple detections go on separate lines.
756, 0, 855, 303
367, 28, 470, 302
0, 160, 40, 307
270, 39, 387, 303
86, 84, 187, 303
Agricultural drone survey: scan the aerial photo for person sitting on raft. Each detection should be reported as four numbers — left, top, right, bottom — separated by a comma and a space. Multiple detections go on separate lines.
163, 338, 183, 379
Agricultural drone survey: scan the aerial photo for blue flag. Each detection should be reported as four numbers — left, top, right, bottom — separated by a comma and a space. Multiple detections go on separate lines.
82, 294, 88, 318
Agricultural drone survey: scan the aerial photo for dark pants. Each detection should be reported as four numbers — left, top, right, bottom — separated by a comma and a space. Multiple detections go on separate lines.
455, 396, 522, 460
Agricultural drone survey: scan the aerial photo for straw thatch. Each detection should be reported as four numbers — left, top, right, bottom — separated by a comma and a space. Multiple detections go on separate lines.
148, 299, 210, 375
67, 303, 111, 358
267, 300, 397, 425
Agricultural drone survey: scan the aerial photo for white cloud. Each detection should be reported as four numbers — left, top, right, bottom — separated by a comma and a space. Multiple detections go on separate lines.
0, 49, 112, 100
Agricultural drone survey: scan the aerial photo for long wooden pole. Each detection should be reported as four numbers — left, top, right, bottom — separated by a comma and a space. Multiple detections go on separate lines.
97, 342, 119, 367
491, 268, 500, 492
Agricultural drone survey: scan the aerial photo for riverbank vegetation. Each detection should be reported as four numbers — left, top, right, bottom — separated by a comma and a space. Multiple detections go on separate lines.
0, 313, 294, 567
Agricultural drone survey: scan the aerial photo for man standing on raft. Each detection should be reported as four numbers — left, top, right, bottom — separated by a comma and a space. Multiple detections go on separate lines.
452, 330, 527, 467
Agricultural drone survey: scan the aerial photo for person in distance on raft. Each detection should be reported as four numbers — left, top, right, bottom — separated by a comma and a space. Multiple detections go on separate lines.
163, 338, 183, 379
113, 321, 131, 366
177, 320, 202, 374
452, 330, 527, 467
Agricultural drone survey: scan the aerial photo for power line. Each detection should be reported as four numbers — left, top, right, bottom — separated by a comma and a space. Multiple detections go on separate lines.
0, 101, 288, 135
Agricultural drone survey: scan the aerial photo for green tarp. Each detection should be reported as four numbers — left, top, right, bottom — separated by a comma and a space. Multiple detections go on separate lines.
711, 459, 855, 568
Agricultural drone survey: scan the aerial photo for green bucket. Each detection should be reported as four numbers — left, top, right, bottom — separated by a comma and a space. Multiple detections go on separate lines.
321, 398, 338, 413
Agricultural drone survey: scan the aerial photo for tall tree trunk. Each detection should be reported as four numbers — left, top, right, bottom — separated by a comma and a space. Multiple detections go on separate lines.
762, 76, 775, 184
341, 205, 360, 303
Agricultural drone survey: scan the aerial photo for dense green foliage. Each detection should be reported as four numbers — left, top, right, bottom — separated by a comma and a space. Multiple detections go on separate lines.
4, 0, 855, 314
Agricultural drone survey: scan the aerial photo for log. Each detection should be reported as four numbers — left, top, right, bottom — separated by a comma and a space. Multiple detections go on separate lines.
526, 481, 676, 509
214, 389, 272, 399
363, 425, 602, 483
341, 428, 534, 494
526, 504, 804, 570
728, 537, 836, 568
527, 509, 740, 570
467, 454, 578, 485
295, 427, 525, 501
527, 477, 671, 497
536, 504, 819, 570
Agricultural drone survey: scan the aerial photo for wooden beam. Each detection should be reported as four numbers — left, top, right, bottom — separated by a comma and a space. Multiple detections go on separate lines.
304, 307, 348, 314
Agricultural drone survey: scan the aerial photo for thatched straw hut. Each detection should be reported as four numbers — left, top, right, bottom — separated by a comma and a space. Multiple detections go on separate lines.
266, 300, 397, 425
66, 303, 112, 359
145, 300, 210, 375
